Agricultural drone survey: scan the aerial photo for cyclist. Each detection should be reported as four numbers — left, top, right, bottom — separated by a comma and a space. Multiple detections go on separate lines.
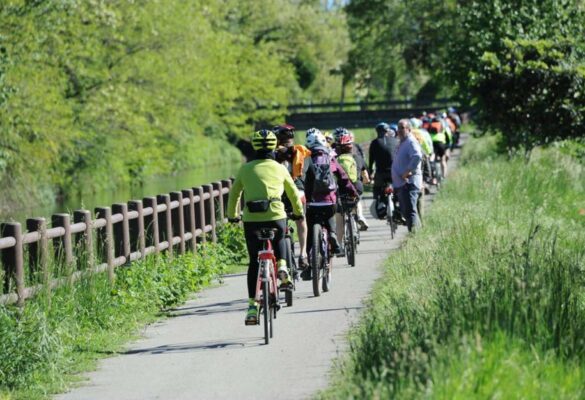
302, 131, 358, 279
273, 124, 311, 272
428, 115, 451, 179
369, 122, 399, 217
333, 127, 369, 230
333, 130, 362, 252
410, 117, 434, 192
227, 129, 304, 325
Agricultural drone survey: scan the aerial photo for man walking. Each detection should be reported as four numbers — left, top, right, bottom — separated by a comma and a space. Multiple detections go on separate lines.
391, 119, 423, 232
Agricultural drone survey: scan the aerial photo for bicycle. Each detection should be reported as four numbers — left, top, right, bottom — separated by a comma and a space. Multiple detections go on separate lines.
249, 228, 280, 345
339, 197, 359, 267
308, 218, 333, 297
382, 184, 399, 239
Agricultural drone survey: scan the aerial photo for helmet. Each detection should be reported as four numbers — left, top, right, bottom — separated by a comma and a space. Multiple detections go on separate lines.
306, 131, 328, 149
410, 118, 423, 129
375, 122, 391, 136
323, 131, 334, 145
273, 124, 295, 139
447, 106, 457, 114
333, 127, 350, 141
389, 123, 398, 133
305, 127, 322, 139
335, 130, 354, 145
251, 129, 278, 151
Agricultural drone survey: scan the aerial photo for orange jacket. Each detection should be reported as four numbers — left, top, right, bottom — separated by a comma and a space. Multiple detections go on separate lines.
291, 145, 311, 180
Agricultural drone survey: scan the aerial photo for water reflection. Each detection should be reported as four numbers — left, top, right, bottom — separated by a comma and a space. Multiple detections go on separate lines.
3, 162, 241, 225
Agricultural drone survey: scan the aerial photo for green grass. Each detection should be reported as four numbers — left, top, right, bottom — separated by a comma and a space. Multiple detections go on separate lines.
0, 223, 246, 399
319, 135, 585, 399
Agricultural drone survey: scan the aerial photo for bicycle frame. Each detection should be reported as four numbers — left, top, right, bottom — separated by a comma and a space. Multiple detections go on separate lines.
255, 240, 278, 306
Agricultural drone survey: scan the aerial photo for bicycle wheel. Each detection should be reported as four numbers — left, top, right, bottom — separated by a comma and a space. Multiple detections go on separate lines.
284, 237, 293, 307
322, 242, 331, 292
346, 214, 355, 267
311, 223, 323, 297
387, 196, 396, 239
262, 280, 272, 344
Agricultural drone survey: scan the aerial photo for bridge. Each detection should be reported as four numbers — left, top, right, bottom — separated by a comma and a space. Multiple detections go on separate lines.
285, 98, 458, 130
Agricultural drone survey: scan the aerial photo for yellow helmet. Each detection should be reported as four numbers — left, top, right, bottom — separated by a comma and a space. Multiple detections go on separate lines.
251, 129, 278, 151
323, 131, 334, 147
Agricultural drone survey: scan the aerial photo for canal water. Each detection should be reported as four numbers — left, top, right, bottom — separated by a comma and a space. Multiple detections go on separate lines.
2, 161, 242, 226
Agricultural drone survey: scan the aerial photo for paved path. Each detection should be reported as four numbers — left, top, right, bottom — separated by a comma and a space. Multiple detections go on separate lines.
57, 145, 461, 400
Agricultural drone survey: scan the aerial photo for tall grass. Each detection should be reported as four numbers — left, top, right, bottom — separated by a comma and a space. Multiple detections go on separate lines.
320, 136, 585, 398
0, 223, 246, 399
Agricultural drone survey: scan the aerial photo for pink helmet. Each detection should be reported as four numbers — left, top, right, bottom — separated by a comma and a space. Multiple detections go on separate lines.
335, 130, 354, 145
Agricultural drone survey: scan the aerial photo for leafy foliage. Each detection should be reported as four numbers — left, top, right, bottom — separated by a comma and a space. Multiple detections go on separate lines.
344, 0, 585, 153
0, 1, 350, 212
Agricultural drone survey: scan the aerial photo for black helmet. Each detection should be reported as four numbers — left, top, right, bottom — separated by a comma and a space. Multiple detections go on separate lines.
272, 124, 295, 139
375, 122, 391, 136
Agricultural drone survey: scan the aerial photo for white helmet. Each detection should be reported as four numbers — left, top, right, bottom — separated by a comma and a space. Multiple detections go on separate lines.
306, 131, 327, 149
305, 127, 322, 139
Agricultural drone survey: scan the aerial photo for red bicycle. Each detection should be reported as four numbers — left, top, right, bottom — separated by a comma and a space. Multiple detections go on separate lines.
248, 228, 280, 344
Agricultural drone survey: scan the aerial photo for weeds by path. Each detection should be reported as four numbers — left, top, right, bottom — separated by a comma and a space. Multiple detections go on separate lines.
0, 224, 246, 400
320, 136, 585, 399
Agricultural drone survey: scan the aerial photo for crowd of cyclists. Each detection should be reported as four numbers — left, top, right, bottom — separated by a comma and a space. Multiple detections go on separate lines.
227, 108, 462, 325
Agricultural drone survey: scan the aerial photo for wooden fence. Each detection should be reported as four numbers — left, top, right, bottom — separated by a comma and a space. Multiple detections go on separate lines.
0, 180, 234, 307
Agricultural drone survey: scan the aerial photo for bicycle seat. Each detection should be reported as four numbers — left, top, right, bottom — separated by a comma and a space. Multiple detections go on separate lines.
255, 228, 277, 241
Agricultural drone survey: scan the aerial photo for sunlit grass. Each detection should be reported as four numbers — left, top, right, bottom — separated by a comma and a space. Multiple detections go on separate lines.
319, 136, 585, 399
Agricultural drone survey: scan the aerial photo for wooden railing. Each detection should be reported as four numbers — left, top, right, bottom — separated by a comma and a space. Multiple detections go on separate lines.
0, 180, 234, 307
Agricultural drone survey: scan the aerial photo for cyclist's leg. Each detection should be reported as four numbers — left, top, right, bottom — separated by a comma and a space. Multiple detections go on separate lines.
295, 200, 308, 266
243, 222, 263, 322
322, 205, 341, 254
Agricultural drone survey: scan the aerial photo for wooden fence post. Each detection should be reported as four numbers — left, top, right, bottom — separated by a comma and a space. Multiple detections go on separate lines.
112, 203, 130, 265
95, 207, 115, 283
170, 191, 186, 255
194, 187, 206, 244
157, 194, 173, 260
129, 200, 146, 259
1, 223, 25, 307
212, 181, 225, 223
27, 218, 49, 283
182, 189, 197, 252
74, 210, 94, 271
52, 214, 74, 283
143, 197, 160, 254
221, 179, 232, 222
203, 184, 217, 243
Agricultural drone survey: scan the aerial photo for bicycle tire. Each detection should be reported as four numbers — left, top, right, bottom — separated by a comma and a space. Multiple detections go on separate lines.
269, 292, 274, 338
346, 214, 355, 267
262, 278, 270, 345
284, 237, 294, 307
322, 246, 331, 292
311, 223, 322, 297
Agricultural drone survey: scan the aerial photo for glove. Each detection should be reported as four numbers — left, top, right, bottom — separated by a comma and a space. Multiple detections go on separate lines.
290, 214, 304, 221
228, 217, 241, 223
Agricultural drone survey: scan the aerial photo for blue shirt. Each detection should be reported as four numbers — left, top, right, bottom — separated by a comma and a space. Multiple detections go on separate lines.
391, 134, 423, 189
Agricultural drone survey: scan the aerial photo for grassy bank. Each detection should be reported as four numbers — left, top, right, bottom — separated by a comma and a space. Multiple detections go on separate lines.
320, 136, 585, 398
0, 224, 246, 400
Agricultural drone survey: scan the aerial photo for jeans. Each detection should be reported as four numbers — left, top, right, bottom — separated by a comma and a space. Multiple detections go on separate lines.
396, 183, 421, 232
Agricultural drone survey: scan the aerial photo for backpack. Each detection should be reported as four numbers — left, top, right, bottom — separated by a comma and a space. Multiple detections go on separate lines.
310, 151, 337, 196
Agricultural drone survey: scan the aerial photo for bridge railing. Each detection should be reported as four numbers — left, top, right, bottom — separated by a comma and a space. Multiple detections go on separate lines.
0, 179, 234, 307
286, 98, 456, 114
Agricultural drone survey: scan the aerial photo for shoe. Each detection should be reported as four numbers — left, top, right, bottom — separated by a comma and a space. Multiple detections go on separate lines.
300, 267, 312, 281
335, 244, 345, 257
245, 300, 258, 325
277, 260, 291, 287
357, 217, 369, 231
